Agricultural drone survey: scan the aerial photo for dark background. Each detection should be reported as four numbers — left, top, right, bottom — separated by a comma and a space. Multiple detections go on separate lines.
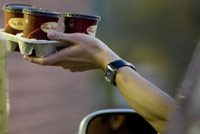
1, 0, 200, 134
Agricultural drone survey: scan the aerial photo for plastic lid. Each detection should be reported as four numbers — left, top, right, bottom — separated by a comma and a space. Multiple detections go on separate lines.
62, 13, 101, 21
3, 3, 34, 13
23, 8, 61, 18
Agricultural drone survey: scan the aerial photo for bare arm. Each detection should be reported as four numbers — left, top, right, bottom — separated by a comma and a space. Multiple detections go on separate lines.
115, 67, 175, 133
24, 31, 176, 133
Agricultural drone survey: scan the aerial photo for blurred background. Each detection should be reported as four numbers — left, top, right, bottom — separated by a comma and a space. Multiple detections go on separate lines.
1, 0, 200, 134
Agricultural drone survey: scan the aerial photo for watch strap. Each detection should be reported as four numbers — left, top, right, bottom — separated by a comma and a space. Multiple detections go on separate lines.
108, 60, 136, 71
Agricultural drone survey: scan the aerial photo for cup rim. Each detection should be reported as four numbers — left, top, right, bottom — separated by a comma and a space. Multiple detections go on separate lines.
62, 13, 101, 21
3, 3, 34, 13
23, 8, 61, 18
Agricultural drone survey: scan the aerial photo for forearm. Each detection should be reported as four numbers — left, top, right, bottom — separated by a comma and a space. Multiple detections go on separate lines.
97, 42, 176, 132
115, 67, 176, 133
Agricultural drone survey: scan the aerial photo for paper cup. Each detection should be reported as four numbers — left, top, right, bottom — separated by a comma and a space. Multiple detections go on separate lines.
62, 13, 101, 36
3, 4, 34, 35
23, 8, 61, 40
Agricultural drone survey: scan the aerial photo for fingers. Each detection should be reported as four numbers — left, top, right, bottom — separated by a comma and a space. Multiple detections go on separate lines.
24, 55, 98, 72
24, 56, 47, 65
23, 47, 86, 66
23, 49, 67, 65
42, 47, 72, 65
24, 44, 80, 66
48, 31, 78, 44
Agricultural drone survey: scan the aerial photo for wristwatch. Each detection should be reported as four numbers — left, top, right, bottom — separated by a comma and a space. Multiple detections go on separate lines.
105, 59, 136, 86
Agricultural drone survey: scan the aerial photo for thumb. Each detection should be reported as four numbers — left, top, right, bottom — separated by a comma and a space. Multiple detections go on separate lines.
48, 31, 77, 43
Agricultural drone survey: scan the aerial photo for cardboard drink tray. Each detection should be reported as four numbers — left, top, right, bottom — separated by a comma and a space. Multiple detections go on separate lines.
0, 29, 68, 57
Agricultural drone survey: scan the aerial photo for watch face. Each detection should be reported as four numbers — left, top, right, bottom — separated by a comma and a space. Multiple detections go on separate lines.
105, 69, 112, 83
105, 65, 115, 83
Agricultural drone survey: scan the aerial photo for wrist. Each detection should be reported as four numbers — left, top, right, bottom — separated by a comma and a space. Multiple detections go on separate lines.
100, 50, 121, 70
93, 40, 121, 70
102, 55, 121, 70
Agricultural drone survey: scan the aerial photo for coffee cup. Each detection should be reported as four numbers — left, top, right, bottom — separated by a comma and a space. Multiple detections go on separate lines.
3, 4, 33, 35
62, 13, 101, 36
23, 8, 61, 40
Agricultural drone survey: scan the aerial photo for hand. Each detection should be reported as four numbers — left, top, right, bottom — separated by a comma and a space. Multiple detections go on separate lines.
24, 31, 121, 72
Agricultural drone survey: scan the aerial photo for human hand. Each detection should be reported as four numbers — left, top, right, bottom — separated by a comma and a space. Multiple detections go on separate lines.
24, 31, 121, 72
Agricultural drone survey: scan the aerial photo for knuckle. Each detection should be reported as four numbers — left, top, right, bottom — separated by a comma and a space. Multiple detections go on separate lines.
40, 59, 47, 66
56, 32, 65, 40
72, 33, 84, 41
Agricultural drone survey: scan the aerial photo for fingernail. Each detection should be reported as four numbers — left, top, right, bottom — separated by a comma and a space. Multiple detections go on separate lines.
48, 31, 55, 39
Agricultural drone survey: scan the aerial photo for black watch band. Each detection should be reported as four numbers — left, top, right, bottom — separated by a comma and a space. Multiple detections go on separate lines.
105, 59, 136, 86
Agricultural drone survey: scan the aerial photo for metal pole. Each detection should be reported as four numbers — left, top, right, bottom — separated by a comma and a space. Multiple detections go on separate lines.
0, 33, 8, 134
